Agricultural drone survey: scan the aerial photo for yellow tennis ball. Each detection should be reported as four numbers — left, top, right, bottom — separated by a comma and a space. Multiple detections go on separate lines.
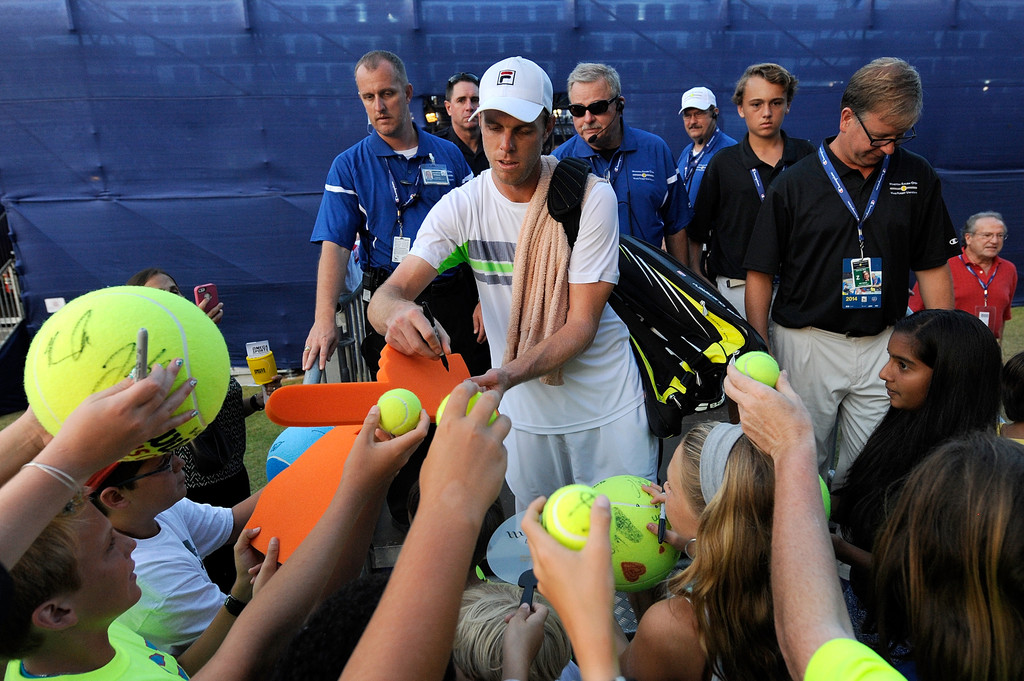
377, 388, 422, 436
734, 351, 780, 388
541, 484, 599, 551
24, 286, 230, 460
435, 391, 498, 425
594, 475, 681, 592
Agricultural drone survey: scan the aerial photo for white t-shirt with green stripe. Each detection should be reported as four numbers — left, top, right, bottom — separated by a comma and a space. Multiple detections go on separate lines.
411, 168, 644, 434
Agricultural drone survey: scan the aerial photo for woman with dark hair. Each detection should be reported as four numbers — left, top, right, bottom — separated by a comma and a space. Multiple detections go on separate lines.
832, 309, 1001, 634
126, 267, 276, 591
873, 433, 1024, 681
718, 367, 1022, 681
998, 350, 1024, 442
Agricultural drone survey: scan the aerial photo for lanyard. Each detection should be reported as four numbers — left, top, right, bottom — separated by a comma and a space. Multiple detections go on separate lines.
593, 150, 626, 185
818, 143, 890, 258
683, 129, 719, 191
383, 155, 426, 234
960, 254, 1000, 305
749, 165, 787, 203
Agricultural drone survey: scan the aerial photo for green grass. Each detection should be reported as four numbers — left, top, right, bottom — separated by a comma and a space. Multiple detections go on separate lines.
7, 310, 1024, 482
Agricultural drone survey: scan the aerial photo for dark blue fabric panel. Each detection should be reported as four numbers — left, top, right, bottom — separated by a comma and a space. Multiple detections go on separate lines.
2, 0, 1023, 364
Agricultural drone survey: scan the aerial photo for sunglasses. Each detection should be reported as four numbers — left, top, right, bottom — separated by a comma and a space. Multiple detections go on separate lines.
568, 95, 620, 118
117, 453, 174, 487
447, 72, 479, 86
854, 111, 916, 148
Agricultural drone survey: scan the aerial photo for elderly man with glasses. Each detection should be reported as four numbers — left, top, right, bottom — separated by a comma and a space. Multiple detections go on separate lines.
744, 57, 959, 487
552, 62, 692, 265
909, 211, 1017, 339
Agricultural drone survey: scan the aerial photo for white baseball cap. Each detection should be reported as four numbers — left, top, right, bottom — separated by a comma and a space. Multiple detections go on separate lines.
472, 56, 553, 123
679, 86, 717, 114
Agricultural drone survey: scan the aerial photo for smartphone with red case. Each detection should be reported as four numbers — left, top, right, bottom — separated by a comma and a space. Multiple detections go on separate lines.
193, 283, 219, 309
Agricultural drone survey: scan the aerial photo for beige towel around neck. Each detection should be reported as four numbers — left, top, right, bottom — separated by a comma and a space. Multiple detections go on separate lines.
503, 155, 599, 386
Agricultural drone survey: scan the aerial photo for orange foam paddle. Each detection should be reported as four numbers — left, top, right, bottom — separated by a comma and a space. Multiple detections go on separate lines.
265, 346, 471, 427
249, 347, 472, 561
247, 424, 358, 561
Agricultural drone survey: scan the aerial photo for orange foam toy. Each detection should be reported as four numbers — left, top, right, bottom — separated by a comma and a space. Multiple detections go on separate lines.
265, 346, 470, 427
249, 347, 470, 561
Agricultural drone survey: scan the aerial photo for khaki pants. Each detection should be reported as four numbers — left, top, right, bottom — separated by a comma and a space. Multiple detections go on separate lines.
772, 324, 892, 487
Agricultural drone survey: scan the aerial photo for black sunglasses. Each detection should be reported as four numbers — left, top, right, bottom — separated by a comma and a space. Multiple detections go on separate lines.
568, 95, 619, 118
117, 454, 174, 487
447, 72, 479, 86
854, 111, 916, 148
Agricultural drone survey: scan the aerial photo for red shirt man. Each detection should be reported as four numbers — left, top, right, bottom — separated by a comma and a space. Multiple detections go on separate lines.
910, 211, 1018, 338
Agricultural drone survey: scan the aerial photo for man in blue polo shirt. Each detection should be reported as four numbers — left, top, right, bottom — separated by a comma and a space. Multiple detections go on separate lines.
676, 86, 737, 208
303, 50, 489, 378
553, 62, 692, 265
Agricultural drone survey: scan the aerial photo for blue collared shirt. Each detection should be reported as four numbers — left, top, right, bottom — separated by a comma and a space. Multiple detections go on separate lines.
676, 128, 739, 207
310, 123, 473, 272
553, 124, 692, 247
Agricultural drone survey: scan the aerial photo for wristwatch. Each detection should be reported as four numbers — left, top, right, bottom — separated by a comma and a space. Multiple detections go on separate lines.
224, 594, 247, 616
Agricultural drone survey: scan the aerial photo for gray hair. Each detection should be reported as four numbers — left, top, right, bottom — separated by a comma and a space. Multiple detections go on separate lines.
567, 62, 621, 98
964, 211, 1007, 237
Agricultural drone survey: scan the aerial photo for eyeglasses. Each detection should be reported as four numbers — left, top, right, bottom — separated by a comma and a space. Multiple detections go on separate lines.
447, 72, 479, 86
117, 454, 174, 487
970, 232, 1006, 241
568, 96, 619, 118
854, 111, 916, 148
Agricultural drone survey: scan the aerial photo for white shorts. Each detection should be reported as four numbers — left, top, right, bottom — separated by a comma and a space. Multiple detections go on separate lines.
504, 401, 658, 511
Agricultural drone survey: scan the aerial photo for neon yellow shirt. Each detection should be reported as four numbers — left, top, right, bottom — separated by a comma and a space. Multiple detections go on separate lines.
5, 621, 188, 680
805, 638, 906, 681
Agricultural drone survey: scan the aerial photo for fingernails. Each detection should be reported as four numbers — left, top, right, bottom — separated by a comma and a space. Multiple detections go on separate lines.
188, 378, 198, 387
175, 359, 184, 367
190, 410, 199, 418
595, 495, 610, 509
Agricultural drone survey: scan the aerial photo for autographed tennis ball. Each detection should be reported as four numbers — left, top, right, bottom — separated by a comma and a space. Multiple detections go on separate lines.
377, 388, 422, 436
24, 286, 229, 460
734, 351, 780, 388
435, 391, 499, 425
541, 484, 599, 551
594, 475, 681, 592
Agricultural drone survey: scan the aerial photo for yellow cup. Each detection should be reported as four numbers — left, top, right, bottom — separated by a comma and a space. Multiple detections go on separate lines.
246, 351, 277, 386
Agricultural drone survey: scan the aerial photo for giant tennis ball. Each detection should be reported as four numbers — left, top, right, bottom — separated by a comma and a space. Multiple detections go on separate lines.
734, 351, 780, 388
435, 391, 498, 425
594, 475, 682, 592
24, 286, 230, 460
377, 388, 422, 436
541, 484, 599, 551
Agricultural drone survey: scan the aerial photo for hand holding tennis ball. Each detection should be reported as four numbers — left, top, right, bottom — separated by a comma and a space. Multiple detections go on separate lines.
734, 351, 780, 388
540, 484, 599, 550
435, 390, 499, 425
376, 388, 422, 436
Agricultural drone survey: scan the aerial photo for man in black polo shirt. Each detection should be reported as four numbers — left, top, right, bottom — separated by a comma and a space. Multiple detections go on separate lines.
744, 58, 957, 485
686, 63, 814, 315
437, 72, 489, 176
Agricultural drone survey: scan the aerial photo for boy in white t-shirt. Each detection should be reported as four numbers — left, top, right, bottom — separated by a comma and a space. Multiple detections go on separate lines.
91, 451, 261, 660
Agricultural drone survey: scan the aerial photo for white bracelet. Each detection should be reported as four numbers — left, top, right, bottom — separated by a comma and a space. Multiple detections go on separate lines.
22, 462, 89, 514
22, 462, 81, 493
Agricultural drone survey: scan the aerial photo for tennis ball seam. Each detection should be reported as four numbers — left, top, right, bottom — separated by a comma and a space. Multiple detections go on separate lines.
549, 492, 588, 544
120, 290, 206, 428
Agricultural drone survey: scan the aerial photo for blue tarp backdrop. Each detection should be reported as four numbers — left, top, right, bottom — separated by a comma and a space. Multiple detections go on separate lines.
2, 0, 1023, 367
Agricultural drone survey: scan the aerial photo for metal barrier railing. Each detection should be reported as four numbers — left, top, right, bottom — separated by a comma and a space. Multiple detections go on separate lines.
0, 259, 24, 345
302, 285, 371, 385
